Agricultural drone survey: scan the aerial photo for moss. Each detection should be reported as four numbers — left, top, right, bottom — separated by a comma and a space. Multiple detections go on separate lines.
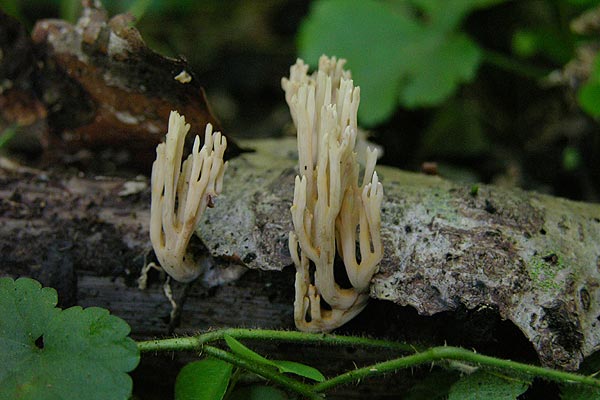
421, 187, 460, 224
528, 252, 567, 292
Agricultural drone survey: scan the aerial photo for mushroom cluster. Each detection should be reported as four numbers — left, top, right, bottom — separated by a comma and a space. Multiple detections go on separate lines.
282, 56, 384, 332
149, 111, 227, 282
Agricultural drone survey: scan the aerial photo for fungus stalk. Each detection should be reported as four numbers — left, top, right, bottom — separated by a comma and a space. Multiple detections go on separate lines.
282, 56, 384, 332
150, 111, 227, 282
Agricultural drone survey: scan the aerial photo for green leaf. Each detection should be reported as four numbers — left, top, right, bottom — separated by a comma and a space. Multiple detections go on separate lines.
229, 385, 289, 400
127, 0, 153, 21
403, 369, 460, 400
0, 277, 139, 400
299, 0, 418, 125
399, 33, 481, 108
224, 334, 325, 382
560, 384, 600, 400
560, 351, 600, 399
299, 0, 502, 125
224, 334, 275, 366
448, 370, 530, 400
272, 360, 326, 382
577, 82, 600, 117
175, 359, 233, 400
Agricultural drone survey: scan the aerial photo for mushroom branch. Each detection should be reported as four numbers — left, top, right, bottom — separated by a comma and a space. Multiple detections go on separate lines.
282, 56, 384, 332
150, 111, 227, 282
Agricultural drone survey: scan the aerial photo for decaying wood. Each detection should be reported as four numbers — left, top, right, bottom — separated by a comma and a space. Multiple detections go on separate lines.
2, 136, 600, 375
0, 3, 243, 171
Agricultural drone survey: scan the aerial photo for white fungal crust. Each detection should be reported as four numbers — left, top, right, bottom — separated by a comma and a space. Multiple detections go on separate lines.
150, 111, 227, 282
282, 56, 384, 332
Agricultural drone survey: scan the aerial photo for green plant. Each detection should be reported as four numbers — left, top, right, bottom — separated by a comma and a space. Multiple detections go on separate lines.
0, 277, 139, 400
298, 0, 509, 126
3, 276, 600, 399
298, 0, 600, 128
577, 53, 600, 118
0, 124, 17, 149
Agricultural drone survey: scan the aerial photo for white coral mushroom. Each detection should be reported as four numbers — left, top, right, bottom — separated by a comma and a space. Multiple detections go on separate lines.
150, 111, 227, 282
282, 56, 384, 332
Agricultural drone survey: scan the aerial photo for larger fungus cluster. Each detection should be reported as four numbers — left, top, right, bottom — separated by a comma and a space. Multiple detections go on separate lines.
282, 56, 384, 332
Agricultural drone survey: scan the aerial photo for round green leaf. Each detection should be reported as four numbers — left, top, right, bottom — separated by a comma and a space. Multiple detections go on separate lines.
448, 370, 530, 400
404, 369, 460, 400
229, 385, 288, 400
0, 277, 139, 400
175, 359, 233, 400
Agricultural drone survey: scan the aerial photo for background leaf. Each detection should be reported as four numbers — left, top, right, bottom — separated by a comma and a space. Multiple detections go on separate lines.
560, 384, 600, 400
578, 83, 600, 117
299, 0, 502, 125
229, 385, 289, 400
0, 277, 139, 400
560, 350, 600, 399
403, 369, 461, 400
448, 370, 530, 400
175, 359, 233, 400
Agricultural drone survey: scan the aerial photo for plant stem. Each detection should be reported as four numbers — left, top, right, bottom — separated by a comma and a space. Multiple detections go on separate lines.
137, 336, 200, 352
202, 345, 322, 400
313, 346, 600, 392
137, 328, 416, 353
137, 329, 600, 395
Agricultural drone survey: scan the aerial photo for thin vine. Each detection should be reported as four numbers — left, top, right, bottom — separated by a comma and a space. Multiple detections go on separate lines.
138, 328, 600, 397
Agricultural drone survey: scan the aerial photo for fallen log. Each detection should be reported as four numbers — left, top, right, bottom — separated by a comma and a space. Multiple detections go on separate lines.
0, 139, 600, 376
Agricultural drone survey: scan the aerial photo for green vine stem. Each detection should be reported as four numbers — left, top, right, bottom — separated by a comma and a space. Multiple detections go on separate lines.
312, 346, 600, 392
137, 328, 417, 353
137, 328, 600, 395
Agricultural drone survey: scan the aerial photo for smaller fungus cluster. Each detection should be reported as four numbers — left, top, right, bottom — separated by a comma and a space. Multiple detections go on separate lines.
149, 111, 227, 282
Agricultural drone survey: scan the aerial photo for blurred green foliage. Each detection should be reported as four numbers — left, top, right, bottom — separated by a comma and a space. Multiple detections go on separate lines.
298, 0, 600, 127
299, 0, 505, 126
0, 125, 17, 149
578, 54, 600, 117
